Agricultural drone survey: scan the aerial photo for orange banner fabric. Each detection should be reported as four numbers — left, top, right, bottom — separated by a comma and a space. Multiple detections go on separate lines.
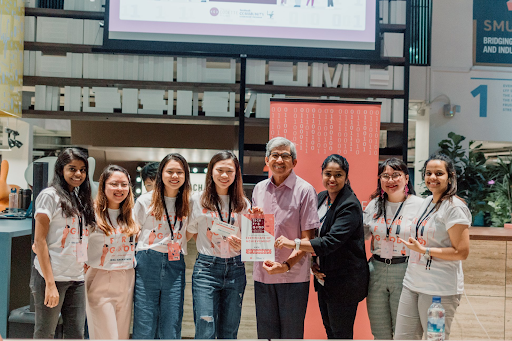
269, 99, 382, 340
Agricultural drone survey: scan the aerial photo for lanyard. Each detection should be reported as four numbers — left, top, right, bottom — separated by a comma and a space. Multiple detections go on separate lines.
319, 196, 333, 224
78, 215, 83, 241
415, 199, 436, 239
383, 200, 405, 238
215, 197, 233, 225
73, 192, 84, 241
163, 199, 181, 241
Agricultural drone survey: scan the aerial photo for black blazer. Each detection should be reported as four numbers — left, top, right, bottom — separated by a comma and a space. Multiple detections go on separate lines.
310, 186, 369, 305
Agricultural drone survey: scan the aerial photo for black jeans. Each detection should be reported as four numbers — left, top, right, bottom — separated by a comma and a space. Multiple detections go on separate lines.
317, 282, 358, 339
30, 267, 86, 339
254, 281, 309, 339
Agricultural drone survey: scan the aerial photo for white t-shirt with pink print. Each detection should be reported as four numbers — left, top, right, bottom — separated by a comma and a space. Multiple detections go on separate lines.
133, 192, 188, 255
188, 192, 250, 259
34, 187, 89, 281
87, 209, 136, 270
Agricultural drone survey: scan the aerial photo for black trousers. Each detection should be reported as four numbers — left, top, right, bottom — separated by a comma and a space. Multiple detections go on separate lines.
317, 282, 358, 339
254, 281, 309, 339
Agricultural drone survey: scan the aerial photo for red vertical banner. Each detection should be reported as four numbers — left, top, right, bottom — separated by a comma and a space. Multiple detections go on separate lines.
269, 99, 382, 340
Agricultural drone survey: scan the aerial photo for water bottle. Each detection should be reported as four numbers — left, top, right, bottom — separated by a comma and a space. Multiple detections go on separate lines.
427, 296, 445, 341
9, 188, 18, 213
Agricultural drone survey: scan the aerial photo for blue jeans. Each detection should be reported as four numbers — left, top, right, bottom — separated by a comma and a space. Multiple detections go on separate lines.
254, 281, 310, 339
192, 253, 246, 339
132, 249, 186, 339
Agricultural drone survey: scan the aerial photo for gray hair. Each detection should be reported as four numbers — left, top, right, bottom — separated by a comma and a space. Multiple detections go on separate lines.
266, 137, 297, 160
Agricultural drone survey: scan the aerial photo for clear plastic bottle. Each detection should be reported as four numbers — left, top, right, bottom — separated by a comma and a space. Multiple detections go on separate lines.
427, 296, 445, 341
9, 188, 18, 213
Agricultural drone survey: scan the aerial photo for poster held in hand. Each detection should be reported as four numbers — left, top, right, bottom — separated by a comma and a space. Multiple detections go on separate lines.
241, 214, 275, 262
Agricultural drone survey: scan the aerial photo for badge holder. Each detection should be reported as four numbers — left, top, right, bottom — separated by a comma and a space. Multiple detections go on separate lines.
168, 241, 181, 261
380, 239, 394, 259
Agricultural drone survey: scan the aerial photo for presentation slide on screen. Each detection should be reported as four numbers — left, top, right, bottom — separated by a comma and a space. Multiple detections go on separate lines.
108, 0, 376, 50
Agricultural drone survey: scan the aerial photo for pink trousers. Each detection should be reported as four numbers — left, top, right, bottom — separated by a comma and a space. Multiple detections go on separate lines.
85, 268, 135, 339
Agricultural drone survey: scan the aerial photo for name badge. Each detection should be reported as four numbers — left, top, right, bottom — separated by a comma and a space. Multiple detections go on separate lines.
380, 239, 394, 259
76, 241, 88, 262
211, 219, 237, 238
220, 239, 231, 258
168, 242, 181, 261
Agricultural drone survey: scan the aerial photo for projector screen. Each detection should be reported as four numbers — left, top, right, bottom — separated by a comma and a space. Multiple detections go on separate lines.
104, 0, 378, 59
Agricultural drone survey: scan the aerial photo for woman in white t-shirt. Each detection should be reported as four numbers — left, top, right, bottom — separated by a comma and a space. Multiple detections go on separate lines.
31, 147, 95, 339
85, 165, 139, 339
132, 153, 192, 339
187, 151, 250, 339
363, 158, 424, 340
395, 154, 471, 340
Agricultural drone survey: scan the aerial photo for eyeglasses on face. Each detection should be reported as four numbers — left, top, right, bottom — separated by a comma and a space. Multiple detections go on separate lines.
379, 172, 403, 181
269, 153, 292, 161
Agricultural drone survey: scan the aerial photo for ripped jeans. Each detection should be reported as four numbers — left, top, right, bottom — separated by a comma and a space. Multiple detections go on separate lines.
192, 253, 246, 339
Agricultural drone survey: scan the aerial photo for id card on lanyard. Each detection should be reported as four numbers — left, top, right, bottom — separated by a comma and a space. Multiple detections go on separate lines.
163, 199, 182, 262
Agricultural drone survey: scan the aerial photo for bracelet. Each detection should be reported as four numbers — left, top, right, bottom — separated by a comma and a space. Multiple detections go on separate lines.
282, 261, 291, 272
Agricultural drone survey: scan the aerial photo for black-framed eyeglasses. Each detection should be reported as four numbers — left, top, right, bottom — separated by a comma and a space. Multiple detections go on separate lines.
269, 153, 292, 161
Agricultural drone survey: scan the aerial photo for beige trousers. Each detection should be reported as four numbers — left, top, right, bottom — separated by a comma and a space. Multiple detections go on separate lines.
85, 267, 135, 340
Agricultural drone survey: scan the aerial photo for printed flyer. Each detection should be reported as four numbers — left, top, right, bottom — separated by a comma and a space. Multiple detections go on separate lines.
241, 214, 275, 262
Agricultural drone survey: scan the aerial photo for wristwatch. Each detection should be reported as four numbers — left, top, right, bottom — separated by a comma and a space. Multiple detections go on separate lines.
294, 238, 301, 251
424, 247, 431, 260
282, 261, 291, 272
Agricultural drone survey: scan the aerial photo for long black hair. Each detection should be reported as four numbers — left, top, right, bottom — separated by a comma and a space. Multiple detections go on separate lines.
51, 148, 95, 226
370, 158, 415, 219
422, 153, 458, 210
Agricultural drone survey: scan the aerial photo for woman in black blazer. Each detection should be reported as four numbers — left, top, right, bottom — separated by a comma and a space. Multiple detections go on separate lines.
275, 154, 369, 339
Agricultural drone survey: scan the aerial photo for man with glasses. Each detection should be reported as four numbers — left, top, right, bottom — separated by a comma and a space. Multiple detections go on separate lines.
251, 136, 320, 339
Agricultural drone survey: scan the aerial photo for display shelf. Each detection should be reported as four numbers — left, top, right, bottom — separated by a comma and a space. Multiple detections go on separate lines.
21, 110, 269, 127
24, 42, 96, 54
23, 76, 240, 92
24, 7, 105, 20
24, 77, 404, 98
247, 84, 405, 99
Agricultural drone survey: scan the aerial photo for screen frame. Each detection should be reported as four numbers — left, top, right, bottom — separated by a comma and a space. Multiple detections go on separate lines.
101, 0, 381, 61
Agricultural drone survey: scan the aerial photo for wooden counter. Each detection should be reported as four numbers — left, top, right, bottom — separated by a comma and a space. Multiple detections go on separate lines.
469, 226, 512, 241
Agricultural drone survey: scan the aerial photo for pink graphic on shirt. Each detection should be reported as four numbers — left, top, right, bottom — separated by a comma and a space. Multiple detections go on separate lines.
61, 225, 70, 248
100, 244, 109, 266
149, 230, 156, 245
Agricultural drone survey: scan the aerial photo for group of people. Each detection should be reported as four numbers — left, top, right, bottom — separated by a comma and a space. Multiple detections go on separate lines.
30, 136, 471, 340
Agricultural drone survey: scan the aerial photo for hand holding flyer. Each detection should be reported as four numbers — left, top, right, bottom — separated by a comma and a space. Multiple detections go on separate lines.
241, 214, 275, 262
211, 218, 238, 238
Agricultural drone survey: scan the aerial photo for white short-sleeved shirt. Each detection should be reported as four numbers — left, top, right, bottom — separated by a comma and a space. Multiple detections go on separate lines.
134, 192, 188, 254
87, 209, 136, 270
363, 195, 424, 257
187, 192, 250, 258
403, 196, 471, 295
33, 187, 89, 281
